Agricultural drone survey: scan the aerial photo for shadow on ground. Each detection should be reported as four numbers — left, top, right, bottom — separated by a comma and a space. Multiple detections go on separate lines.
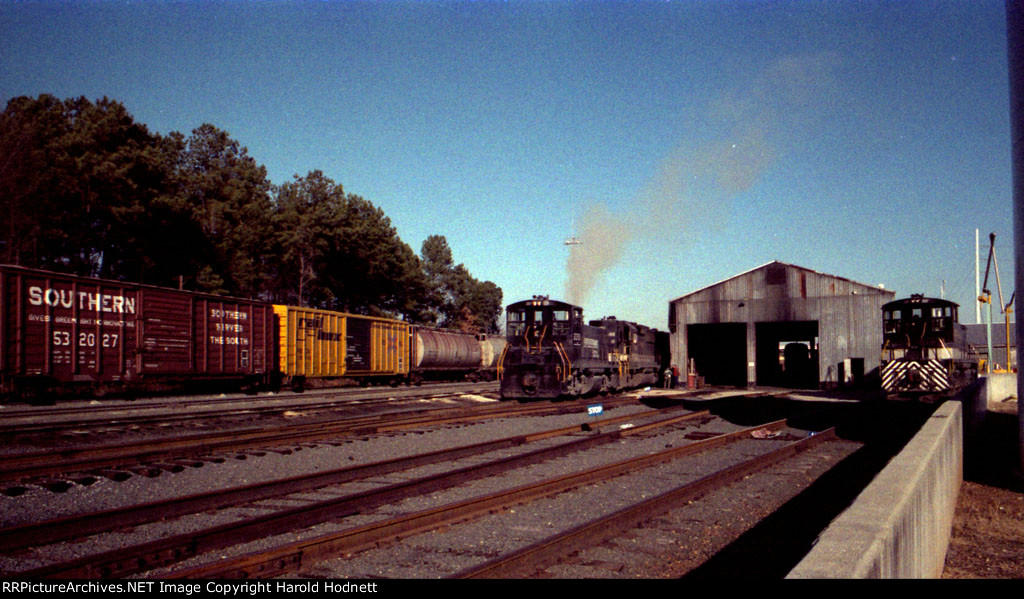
963, 411, 1023, 493
677, 396, 942, 578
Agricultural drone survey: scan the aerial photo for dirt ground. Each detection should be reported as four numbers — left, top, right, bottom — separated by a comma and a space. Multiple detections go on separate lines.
942, 405, 1024, 579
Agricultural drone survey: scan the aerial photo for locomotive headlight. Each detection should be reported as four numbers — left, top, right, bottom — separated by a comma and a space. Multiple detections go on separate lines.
521, 372, 539, 395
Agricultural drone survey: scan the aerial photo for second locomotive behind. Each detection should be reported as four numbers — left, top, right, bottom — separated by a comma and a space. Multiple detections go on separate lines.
498, 297, 668, 399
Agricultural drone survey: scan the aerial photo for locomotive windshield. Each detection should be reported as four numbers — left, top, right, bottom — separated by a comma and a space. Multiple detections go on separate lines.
507, 309, 525, 336
552, 310, 571, 337
882, 296, 959, 347
505, 299, 581, 344
506, 306, 552, 336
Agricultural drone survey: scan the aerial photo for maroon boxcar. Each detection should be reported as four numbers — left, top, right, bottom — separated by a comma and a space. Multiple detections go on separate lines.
0, 265, 278, 400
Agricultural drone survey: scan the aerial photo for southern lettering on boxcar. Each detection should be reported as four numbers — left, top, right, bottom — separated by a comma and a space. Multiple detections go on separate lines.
1, 265, 277, 398
3, 268, 140, 385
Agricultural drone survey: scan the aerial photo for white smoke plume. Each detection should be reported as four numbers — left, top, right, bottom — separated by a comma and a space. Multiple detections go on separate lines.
565, 52, 839, 306
565, 204, 634, 306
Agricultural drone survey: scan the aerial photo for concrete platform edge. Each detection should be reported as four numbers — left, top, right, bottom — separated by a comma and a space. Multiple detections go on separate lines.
786, 401, 963, 578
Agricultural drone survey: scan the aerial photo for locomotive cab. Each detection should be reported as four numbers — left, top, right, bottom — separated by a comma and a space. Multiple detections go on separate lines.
880, 294, 975, 394
506, 299, 582, 350
500, 297, 583, 398
883, 295, 958, 360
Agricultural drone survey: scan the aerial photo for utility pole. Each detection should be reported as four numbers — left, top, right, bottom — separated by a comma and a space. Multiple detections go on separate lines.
976, 228, 981, 324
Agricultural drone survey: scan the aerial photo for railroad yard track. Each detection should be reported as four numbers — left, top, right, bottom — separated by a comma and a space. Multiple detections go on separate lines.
0, 389, 935, 579
0, 381, 501, 438
0, 391, 646, 493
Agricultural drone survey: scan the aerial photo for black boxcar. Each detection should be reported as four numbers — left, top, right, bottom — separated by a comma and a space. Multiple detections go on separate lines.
0, 265, 277, 400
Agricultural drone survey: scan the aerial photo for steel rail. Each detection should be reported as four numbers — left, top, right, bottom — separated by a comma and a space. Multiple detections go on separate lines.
162, 418, 793, 579
453, 427, 839, 578
0, 385, 499, 435
15, 407, 712, 578
0, 406, 706, 551
0, 395, 646, 484
0, 382, 503, 434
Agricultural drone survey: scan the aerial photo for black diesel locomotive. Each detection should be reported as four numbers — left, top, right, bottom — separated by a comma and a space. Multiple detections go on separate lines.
880, 294, 976, 394
498, 297, 668, 399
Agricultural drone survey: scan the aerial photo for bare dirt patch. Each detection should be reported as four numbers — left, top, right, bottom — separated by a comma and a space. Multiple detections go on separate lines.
943, 409, 1024, 579
943, 480, 1024, 578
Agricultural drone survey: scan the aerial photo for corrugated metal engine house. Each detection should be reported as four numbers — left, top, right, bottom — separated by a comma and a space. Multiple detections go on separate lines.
668, 261, 894, 389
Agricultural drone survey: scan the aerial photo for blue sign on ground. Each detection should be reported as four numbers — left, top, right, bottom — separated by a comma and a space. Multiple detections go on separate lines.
587, 404, 603, 416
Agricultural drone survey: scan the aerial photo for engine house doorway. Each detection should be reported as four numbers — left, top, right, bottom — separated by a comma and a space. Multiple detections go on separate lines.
687, 323, 747, 387
755, 321, 819, 389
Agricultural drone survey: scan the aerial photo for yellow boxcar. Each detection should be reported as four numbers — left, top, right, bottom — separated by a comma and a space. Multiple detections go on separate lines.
273, 306, 410, 385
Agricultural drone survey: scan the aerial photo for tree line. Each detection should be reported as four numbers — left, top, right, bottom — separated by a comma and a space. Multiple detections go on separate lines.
0, 94, 502, 332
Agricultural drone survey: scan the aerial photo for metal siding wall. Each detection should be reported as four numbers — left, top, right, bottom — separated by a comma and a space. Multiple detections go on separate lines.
746, 320, 756, 384
670, 264, 893, 386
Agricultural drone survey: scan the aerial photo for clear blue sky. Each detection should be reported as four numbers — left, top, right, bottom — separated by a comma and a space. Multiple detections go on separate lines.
1, 0, 1015, 330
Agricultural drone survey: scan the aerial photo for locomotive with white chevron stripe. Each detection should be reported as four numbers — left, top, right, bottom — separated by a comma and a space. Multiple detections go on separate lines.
880, 295, 977, 394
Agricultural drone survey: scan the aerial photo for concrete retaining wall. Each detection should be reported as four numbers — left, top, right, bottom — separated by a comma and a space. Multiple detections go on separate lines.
958, 373, 1020, 468
981, 372, 1019, 409
787, 401, 963, 578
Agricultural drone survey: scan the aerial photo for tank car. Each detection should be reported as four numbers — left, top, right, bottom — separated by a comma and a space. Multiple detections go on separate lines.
498, 296, 663, 399
480, 335, 506, 380
408, 328, 507, 383
880, 294, 976, 394
409, 327, 477, 382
